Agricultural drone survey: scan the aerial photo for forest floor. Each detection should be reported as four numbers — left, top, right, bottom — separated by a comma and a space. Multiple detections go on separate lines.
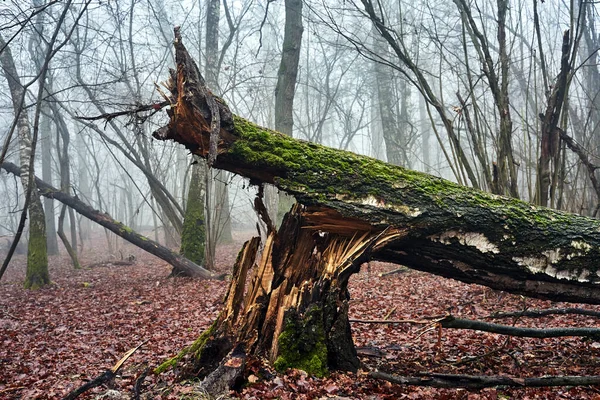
2, 232, 600, 399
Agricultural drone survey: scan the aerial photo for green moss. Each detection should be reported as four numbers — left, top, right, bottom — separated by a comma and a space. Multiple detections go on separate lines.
120, 224, 134, 234
221, 116, 600, 277
273, 306, 328, 377
180, 165, 206, 265
154, 322, 216, 374
24, 206, 49, 290
227, 115, 600, 262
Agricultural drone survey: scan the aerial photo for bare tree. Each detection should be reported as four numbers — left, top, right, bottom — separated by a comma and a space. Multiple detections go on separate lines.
0, 34, 49, 287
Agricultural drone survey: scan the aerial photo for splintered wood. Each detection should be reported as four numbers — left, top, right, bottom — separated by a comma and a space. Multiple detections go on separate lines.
215, 203, 405, 366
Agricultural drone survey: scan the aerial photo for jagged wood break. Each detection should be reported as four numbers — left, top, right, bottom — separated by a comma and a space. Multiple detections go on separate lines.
153, 28, 600, 382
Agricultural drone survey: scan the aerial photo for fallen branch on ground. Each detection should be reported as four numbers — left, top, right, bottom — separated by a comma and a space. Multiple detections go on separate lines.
370, 370, 600, 389
62, 342, 145, 400
350, 315, 600, 339
86, 260, 135, 268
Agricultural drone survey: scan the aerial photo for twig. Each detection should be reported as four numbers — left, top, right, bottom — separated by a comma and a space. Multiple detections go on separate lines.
379, 267, 409, 277
74, 100, 169, 123
349, 317, 444, 325
452, 336, 511, 367
383, 307, 396, 320
370, 370, 600, 388
0, 386, 27, 394
1, 307, 19, 320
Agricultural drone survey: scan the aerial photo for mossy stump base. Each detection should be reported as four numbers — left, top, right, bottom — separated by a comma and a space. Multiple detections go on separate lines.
163, 204, 399, 393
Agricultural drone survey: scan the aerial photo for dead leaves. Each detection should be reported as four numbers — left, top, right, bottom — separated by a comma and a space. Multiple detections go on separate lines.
2, 244, 600, 399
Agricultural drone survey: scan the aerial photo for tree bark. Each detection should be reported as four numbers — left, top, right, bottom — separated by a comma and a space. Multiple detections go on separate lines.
156, 31, 600, 305
29, 0, 59, 256
535, 30, 571, 207
0, 162, 218, 280
180, 157, 206, 266
150, 31, 600, 387
274, 0, 303, 136
370, 371, 600, 389
266, 0, 304, 225
0, 34, 49, 289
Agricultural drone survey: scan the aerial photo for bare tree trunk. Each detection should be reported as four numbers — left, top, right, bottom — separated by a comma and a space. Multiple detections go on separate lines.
40, 108, 59, 255
180, 157, 206, 267
274, 0, 303, 136
267, 0, 304, 225
0, 35, 49, 289
57, 204, 80, 269
453, 0, 518, 197
536, 31, 571, 207
76, 134, 92, 242
54, 102, 80, 268
371, 81, 385, 161
206, 0, 233, 246
29, 0, 58, 256
372, 22, 404, 166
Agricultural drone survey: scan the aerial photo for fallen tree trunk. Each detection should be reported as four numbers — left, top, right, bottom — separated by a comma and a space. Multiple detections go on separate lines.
155, 31, 600, 305
152, 28, 600, 388
1, 161, 217, 279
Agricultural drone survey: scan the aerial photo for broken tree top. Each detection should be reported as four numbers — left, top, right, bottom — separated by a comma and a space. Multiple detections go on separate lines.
154, 29, 600, 304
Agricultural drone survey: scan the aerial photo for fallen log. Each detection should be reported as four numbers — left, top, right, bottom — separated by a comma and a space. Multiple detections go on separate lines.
1, 161, 217, 279
485, 307, 600, 320
155, 30, 600, 305
152, 28, 600, 388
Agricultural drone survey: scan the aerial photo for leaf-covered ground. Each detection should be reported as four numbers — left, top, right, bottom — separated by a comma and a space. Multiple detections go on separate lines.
2, 234, 600, 399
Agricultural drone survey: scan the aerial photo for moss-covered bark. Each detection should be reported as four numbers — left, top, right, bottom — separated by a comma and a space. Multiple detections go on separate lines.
24, 196, 49, 289
0, 36, 49, 290
273, 307, 328, 377
180, 161, 206, 267
154, 36, 600, 303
